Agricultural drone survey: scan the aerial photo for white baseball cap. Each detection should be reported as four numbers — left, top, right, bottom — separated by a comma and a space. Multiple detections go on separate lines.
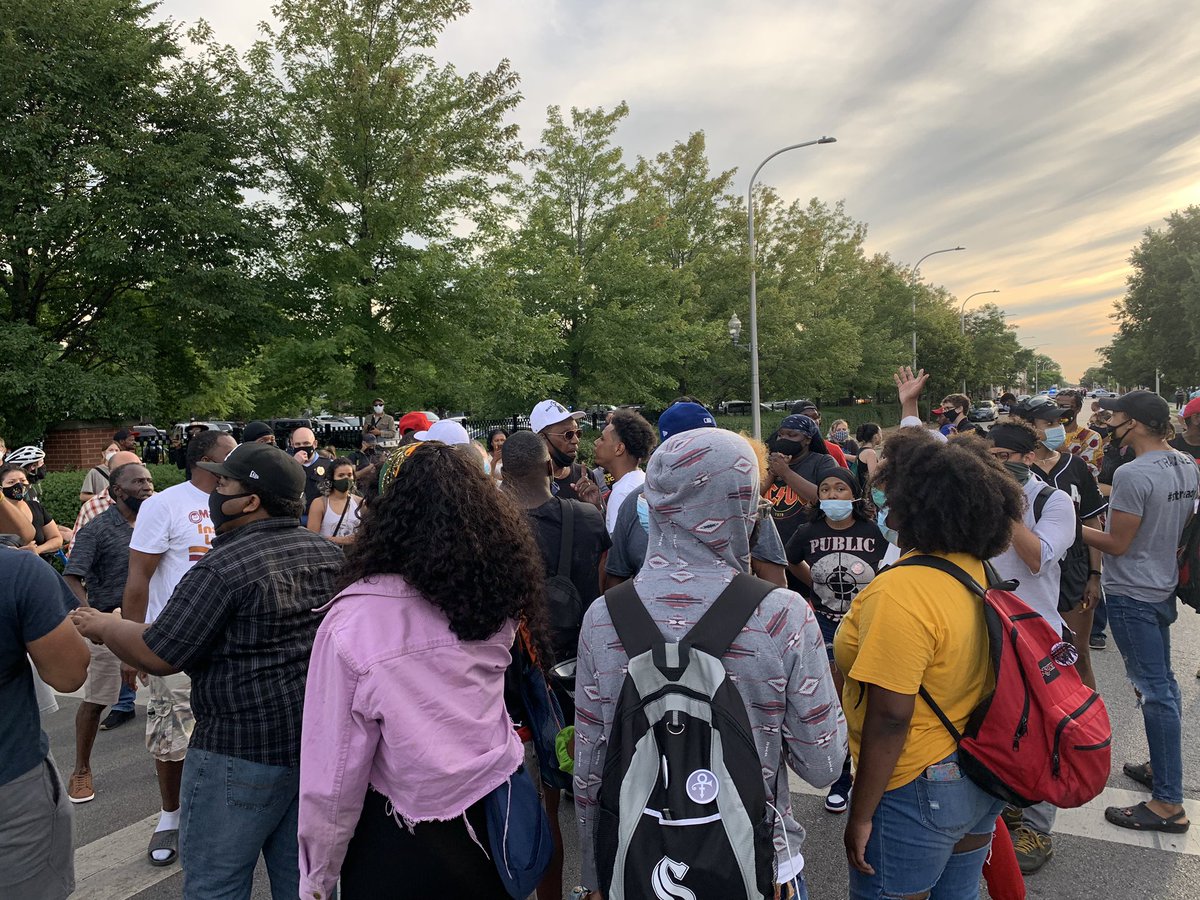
414, 419, 471, 445
530, 400, 585, 434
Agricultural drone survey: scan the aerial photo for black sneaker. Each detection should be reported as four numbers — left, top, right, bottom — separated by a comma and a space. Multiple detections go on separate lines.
100, 708, 135, 731
1089, 633, 1106, 651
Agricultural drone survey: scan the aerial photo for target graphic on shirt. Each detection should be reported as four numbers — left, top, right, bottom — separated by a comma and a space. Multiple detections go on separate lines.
811, 552, 877, 614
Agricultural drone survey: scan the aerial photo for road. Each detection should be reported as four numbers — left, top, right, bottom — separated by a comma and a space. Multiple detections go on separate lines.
46, 605, 1200, 899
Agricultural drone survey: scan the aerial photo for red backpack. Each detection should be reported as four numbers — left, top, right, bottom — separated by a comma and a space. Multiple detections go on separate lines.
890, 555, 1111, 809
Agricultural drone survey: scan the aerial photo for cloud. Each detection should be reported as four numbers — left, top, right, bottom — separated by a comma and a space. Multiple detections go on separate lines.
157, 0, 1200, 380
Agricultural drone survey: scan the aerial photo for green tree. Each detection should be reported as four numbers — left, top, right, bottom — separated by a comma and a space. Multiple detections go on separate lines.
240, 0, 530, 413
1105, 207, 1200, 389
0, 0, 272, 440
504, 103, 701, 407
963, 303, 1022, 395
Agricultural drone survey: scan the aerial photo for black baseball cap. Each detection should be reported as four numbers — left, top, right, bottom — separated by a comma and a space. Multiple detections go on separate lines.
1097, 391, 1170, 430
790, 399, 818, 415
241, 421, 274, 442
196, 442, 305, 500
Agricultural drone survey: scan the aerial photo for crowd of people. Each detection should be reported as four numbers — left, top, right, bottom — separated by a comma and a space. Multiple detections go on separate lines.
1, 371, 1197, 900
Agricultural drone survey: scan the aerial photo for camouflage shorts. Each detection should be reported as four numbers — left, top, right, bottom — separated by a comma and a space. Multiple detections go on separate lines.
145, 673, 194, 762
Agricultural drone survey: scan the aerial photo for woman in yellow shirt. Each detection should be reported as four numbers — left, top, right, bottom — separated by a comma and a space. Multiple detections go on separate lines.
834, 429, 1024, 899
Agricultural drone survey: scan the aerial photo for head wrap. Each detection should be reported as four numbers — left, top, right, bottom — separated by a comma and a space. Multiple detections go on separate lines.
378, 443, 423, 495
779, 414, 819, 437
988, 423, 1037, 454
818, 467, 861, 499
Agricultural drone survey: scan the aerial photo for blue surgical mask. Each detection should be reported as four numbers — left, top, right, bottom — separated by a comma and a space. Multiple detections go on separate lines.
820, 499, 855, 522
1041, 425, 1066, 451
636, 494, 650, 533
871, 487, 887, 508
877, 505, 900, 545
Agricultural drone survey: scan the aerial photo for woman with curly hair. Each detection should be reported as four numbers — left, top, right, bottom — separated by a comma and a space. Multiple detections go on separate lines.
835, 417, 1025, 899
297, 441, 550, 899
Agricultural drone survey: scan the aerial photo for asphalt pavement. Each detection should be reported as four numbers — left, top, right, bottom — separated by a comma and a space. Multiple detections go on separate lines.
45, 604, 1200, 899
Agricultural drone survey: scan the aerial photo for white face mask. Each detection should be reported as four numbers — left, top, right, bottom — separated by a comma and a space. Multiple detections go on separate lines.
373, 405, 384, 414
104, 452, 116, 464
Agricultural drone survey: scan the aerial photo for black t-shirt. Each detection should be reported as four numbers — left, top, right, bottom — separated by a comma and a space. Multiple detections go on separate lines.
526, 498, 612, 660
1169, 436, 1200, 462
551, 462, 589, 501
763, 452, 840, 548
785, 516, 887, 620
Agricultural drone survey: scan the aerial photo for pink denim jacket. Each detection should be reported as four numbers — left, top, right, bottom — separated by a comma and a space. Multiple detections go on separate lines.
297, 574, 521, 899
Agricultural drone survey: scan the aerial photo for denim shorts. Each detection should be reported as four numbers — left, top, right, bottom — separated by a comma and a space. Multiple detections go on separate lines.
849, 753, 1005, 900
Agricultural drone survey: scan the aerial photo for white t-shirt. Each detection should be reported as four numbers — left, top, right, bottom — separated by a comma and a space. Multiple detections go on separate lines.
605, 469, 645, 535
128, 481, 214, 623
990, 476, 1076, 635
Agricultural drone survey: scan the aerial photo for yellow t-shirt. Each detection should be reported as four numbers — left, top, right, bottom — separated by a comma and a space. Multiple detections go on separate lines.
832, 551, 993, 791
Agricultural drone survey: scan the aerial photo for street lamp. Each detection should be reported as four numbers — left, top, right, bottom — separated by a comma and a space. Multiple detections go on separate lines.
911, 246, 965, 369
959, 289, 1000, 394
728, 312, 742, 346
747, 136, 837, 439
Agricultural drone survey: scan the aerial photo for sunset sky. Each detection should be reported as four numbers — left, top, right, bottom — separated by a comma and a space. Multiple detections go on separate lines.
158, 0, 1200, 382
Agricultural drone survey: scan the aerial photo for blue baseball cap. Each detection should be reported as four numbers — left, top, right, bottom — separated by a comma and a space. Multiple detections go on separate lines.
657, 402, 717, 441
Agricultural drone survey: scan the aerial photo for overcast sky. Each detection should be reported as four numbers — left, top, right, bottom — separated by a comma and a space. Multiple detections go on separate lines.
158, 0, 1200, 382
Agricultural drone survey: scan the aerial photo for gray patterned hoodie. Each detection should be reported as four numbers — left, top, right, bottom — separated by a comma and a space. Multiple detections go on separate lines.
573, 428, 847, 887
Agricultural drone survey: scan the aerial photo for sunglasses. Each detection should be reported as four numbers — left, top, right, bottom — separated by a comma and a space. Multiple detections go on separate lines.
549, 429, 582, 441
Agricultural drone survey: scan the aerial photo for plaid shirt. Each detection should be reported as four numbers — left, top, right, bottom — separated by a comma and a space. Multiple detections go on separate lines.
63, 504, 132, 612
143, 517, 344, 767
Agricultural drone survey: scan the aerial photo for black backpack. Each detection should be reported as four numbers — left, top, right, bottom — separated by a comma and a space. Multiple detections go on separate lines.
545, 499, 585, 662
595, 576, 777, 900
1177, 513, 1200, 613
1030, 483, 1087, 612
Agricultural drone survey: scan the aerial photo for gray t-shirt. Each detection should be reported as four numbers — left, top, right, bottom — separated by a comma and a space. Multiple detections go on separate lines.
605, 485, 787, 578
1103, 450, 1199, 603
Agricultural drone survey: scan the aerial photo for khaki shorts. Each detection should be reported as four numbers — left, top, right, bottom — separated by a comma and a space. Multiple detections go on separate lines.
80, 642, 122, 708
145, 673, 194, 763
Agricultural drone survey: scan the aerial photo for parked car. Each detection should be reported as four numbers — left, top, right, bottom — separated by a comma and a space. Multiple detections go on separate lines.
717, 400, 773, 415
131, 424, 167, 441
967, 401, 998, 423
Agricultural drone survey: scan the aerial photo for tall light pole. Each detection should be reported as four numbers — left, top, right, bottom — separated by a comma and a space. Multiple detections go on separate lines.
747, 136, 837, 439
911, 246, 965, 369
960, 289, 999, 394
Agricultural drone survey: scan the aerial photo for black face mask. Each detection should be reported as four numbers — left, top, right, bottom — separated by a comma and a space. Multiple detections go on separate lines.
331, 478, 353, 493
770, 437, 807, 457
2, 484, 27, 501
547, 441, 576, 469
208, 491, 255, 531
292, 446, 316, 459
1111, 420, 1135, 448
25, 466, 44, 482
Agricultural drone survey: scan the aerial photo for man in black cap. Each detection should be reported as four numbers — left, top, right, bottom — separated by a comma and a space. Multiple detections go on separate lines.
240, 421, 276, 445
73, 443, 344, 899
1082, 391, 1199, 835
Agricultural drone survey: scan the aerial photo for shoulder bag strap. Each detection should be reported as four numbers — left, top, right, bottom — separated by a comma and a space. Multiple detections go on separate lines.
1032, 483, 1055, 523
604, 580, 661, 658
685, 573, 777, 658
94, 466, 110, 483
887, 554, 987, 598
556, 498, 574, 580
331, 497, 351, 537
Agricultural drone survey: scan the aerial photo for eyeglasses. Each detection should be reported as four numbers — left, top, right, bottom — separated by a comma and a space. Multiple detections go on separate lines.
549, 429, 582, 441
988, 450, 1019, 462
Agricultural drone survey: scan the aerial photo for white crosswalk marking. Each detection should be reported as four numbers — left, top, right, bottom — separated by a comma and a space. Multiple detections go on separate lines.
72, 813, 179, 899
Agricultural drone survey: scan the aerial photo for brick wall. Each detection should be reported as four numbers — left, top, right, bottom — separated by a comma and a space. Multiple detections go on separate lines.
43, 422, 126, 472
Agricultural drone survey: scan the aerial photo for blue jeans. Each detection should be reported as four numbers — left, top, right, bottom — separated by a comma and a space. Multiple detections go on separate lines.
111, 683, 135, 713
1091, 593, 1107, 638
179, 749, 301, 900
1106, 593, 1184, 804
849, 754, 1005, 900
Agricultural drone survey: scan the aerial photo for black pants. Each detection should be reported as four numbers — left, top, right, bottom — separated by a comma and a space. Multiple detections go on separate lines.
340, 790, 509, 899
